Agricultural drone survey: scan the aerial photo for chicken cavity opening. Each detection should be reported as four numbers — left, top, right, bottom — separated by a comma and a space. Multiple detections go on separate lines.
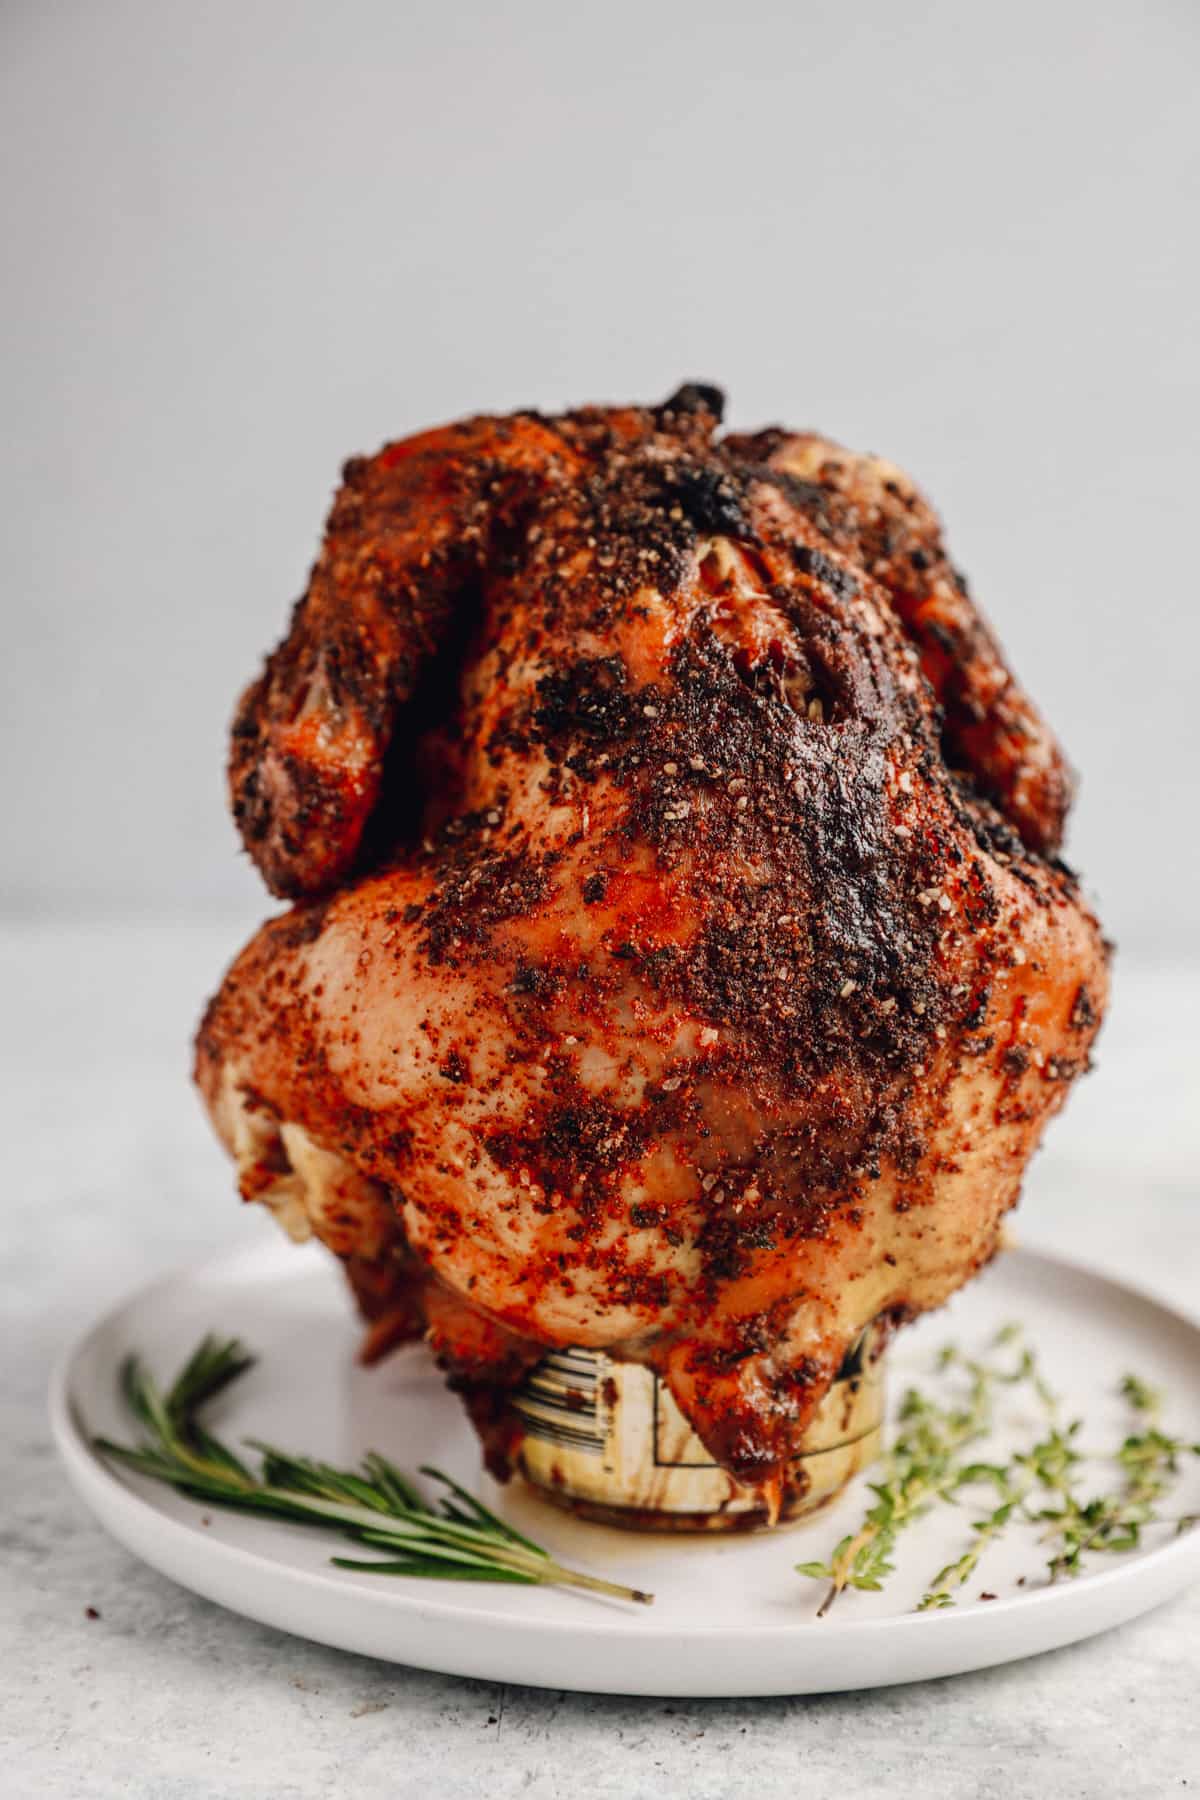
216, 1067, 395, 1261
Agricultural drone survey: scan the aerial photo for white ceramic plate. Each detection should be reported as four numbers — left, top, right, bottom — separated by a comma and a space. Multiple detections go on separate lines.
51, 1239, 1200, 1697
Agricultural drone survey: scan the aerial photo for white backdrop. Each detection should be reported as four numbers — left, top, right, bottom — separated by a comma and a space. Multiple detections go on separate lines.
3, 0, 1197, 950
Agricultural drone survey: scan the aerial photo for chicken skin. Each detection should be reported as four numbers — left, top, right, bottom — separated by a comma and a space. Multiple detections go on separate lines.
197, 386, 1107, 1500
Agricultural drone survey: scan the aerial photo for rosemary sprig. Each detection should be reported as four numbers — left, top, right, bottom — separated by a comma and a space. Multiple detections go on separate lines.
94, 1334, 653, 1606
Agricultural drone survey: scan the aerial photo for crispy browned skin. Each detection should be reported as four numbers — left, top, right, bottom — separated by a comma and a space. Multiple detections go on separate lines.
231, 409, 656, 897
723, 429, 1074, 855
199, 386, 1107, 1497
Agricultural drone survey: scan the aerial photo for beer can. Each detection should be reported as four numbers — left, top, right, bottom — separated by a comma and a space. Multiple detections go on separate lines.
514, 1327, 885, 1531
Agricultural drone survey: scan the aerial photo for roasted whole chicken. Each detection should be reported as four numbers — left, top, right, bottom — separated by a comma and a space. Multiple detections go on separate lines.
196, 385, 1108, 1507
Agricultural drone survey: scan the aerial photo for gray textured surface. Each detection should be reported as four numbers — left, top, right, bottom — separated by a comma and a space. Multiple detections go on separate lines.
2, 922, 1198, 1797
3, 0, 1200, 949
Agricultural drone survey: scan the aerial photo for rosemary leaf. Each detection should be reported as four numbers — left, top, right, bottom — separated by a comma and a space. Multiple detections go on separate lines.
332, 1557, 537, 1583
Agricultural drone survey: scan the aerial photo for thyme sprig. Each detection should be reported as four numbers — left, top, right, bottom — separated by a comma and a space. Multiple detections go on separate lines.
918, 1335, 1058, 1611
797, 1327, 1199, 1615
916, 1476, 1030, 1611
1027, 1372, 1200, 1581
796, 1327, 1032, 1616
94, 1335, 653, 1606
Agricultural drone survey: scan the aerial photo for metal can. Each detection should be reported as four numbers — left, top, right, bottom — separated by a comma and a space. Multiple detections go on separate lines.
514, 1327, 885, 1531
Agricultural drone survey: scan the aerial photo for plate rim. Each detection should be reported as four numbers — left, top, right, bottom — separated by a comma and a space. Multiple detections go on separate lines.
49, 1239, 1200, 1689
